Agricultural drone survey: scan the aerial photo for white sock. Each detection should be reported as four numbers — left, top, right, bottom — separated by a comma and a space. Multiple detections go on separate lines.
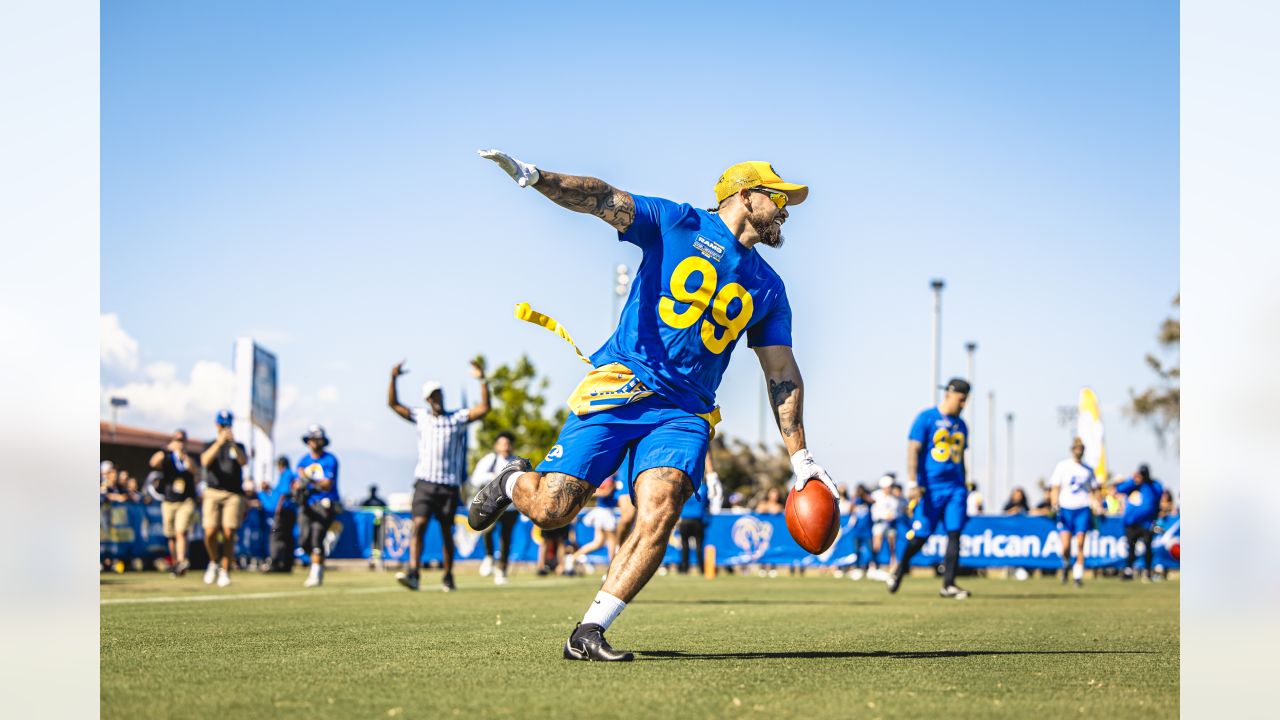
503, 470, 522, 499
310, 563, 321, 580
1073, 563, 1085, 580
581, 591, 626, 630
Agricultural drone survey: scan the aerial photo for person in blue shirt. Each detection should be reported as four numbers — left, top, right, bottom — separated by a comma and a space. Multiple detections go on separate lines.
265, 456, 300, 573
1113, 464, 1165, 581
471, 150, 838, 662
889, 378, 973, 599
296, 425, 339, 588
677, 467, 712, 576
847, 486, 876, 580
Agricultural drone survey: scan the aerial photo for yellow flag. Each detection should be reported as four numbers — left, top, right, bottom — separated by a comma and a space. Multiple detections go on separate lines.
1077, 387, 1108, 482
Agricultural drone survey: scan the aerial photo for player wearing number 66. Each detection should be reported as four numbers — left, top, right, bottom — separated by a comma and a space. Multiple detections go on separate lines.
889, 377, 973, 599
472, 149, 838, 662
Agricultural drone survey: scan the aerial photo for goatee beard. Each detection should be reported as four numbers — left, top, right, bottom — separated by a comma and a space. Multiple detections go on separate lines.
751, 216, 785, 248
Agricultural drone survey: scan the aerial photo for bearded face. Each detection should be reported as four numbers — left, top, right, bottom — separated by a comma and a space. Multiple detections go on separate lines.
747, 199, 786, 248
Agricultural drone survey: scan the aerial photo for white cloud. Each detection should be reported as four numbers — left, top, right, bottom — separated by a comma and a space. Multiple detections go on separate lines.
100, 313, 138, 372
316, 385, 340, 404
103, 359, 236, 430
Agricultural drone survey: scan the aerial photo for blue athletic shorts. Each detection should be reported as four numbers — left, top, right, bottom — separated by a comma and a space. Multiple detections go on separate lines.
1057, 506, 1093, 534
907, 484, 968, 539
536, 395, 709, 496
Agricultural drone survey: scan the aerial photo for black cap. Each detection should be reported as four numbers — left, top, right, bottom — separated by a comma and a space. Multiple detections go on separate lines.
941, 377, 971, 395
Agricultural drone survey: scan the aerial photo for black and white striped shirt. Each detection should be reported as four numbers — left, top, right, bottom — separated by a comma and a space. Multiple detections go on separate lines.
412, 407, 471, 486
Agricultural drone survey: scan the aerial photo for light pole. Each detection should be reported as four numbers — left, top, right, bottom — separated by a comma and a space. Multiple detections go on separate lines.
612, 264, 630, 329
964, 341, 977, 472
1006, 412, 1015, 502
963, 342, 977, 417
930, 279, 945, 406
987, 390, 995, 496
109, 396, 128, 437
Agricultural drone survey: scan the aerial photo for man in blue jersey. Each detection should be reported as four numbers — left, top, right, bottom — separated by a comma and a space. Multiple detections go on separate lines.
296, 425, 340, 588
889, 378, 973, 599
1114, 464, 1165, 581
471, 150, 838, 662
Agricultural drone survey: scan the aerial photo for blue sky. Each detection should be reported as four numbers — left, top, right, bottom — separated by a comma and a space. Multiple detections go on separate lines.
101, 1, 1179, 501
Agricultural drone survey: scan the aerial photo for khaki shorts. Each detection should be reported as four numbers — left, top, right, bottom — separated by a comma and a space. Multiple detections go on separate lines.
202, 488, 245, 531
161, 499, 196, 538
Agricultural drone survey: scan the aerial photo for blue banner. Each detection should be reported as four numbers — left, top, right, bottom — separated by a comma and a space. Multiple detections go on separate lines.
101, 503, 1180, 570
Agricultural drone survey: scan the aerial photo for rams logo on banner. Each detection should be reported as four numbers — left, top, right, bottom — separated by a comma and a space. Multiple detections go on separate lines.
382, 513, 413, 559
731, 516, 773, 561
544, 445, 564, 462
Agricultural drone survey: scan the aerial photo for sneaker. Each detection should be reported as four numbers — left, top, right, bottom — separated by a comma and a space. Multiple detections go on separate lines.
396, 572, 420, 591
849, 568, 865, 581
886, 572, 902, 594
1074, 578, 1083, 589
442, 574, 457, 593
939, 584, 970, 599
494, 568, 508, 586
564, 623, 634, 662
467, 458, 531, 532
304, 566, 323, 588
303, 574, 321, 588
175, 559, 190, 577
1121, 568, 1135, 581
479, 556, 494, 577
203, 563, 218, 585
216, 568, 231, 588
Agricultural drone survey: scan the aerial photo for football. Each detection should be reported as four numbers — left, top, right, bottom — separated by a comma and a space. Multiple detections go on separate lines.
785, 482, 840, 554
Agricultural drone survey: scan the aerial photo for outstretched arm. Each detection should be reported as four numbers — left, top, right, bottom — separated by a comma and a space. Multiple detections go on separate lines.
478, 149, 635, 233
466, 359, 490, 421
387, 361, 413, 423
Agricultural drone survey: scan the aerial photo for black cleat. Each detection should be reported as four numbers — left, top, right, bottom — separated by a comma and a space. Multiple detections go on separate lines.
1073, 578, 1083, 589
396, 572, 420, 591
1061, 568, 1070, 584
468, 457, 531, 532
939, 584, 971, 599
886, 572, 903, 594
563, 623, 633, 662
442, 573, 456, 593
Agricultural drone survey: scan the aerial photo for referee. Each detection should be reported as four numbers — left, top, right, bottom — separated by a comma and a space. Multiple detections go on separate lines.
388, 359, 490, 591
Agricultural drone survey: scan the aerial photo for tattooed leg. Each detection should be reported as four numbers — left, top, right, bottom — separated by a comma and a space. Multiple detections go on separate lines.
601, 467, 692, 603
511, 471, 594, 529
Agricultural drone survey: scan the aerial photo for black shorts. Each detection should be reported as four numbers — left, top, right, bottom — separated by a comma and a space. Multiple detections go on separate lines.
301, 502, 338, 553
412, 481, 460, 523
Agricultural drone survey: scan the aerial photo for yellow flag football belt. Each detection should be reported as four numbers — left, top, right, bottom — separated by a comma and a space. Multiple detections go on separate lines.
513, 302, 721, 435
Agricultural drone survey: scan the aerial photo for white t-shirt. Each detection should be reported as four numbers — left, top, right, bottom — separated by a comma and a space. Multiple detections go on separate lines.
870, 489, 902, 522
1049, 459, 1098, 510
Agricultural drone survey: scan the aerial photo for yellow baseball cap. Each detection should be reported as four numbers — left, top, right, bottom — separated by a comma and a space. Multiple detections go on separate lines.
713, 161, 808, 206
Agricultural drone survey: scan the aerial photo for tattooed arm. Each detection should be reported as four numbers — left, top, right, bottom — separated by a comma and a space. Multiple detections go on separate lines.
478, 149, 636, 232
754, 345, 807, 455
531, 171, 636, 233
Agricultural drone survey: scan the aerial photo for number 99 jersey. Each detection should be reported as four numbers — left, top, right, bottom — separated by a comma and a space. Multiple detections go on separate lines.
590, 194, 792, 416
909, 408, 969, 491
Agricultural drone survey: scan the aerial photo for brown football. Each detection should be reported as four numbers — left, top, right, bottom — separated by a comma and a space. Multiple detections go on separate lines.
785, 482, 840, 554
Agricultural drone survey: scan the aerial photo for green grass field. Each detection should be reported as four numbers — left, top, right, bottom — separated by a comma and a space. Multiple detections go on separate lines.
101, 566, 1178, 719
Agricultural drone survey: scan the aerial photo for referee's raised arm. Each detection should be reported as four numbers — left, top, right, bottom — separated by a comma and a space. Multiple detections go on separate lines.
388, 361, 413, 423
466, 359, 490, 422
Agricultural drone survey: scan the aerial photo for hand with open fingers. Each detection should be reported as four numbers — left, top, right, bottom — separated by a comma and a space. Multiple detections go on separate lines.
477, 148, 541, 187
791, 449, 839, 499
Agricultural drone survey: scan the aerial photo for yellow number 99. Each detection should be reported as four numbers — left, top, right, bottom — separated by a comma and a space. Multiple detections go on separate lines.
659, 257, 717, 329
701, 283, 754, 354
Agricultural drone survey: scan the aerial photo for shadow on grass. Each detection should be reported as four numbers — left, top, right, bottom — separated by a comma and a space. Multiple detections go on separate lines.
636, 649, 1153, 661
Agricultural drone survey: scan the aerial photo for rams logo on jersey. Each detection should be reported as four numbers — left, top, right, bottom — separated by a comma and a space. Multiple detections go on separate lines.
544, 444, 564, 462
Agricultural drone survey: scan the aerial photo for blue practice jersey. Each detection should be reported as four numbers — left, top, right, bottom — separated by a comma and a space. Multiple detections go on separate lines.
909, 408, 969, 490
296, 452, 340, 506
1114, 478, 1164, 526
591, 194, 792, 416
680, 485, 711, 522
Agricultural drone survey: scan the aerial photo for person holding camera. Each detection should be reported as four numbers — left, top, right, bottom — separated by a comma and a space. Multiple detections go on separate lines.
149, 428, 197, 577
200, 411, 247, 587
296, 425, 340, 588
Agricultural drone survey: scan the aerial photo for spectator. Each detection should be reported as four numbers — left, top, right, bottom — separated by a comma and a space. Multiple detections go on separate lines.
677, 464, 712, 575
148, 428, 196, 577
847, 485, 875, 580
1102, 478, 1126, 517
469, 431, 518, 585
870, 474, 902, 578
199, 411, 247, 588
1114, 464, 1165, 581
539, 523, 576, 576
575, 475, 621, 578
266, 456, 299, 573
296, 425, 340, 587
1003, 487, 1031, 515
755, 486, 785, 514
387, 359, 490, 593
360, 484, 387, 507
966, 481, 985, 516
1030, 491, 1053, 518
100, 461, 128, 503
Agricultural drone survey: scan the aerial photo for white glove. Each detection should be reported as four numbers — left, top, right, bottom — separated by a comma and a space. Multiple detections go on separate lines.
791, 449, 838, 499
477, 148, 541, 187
